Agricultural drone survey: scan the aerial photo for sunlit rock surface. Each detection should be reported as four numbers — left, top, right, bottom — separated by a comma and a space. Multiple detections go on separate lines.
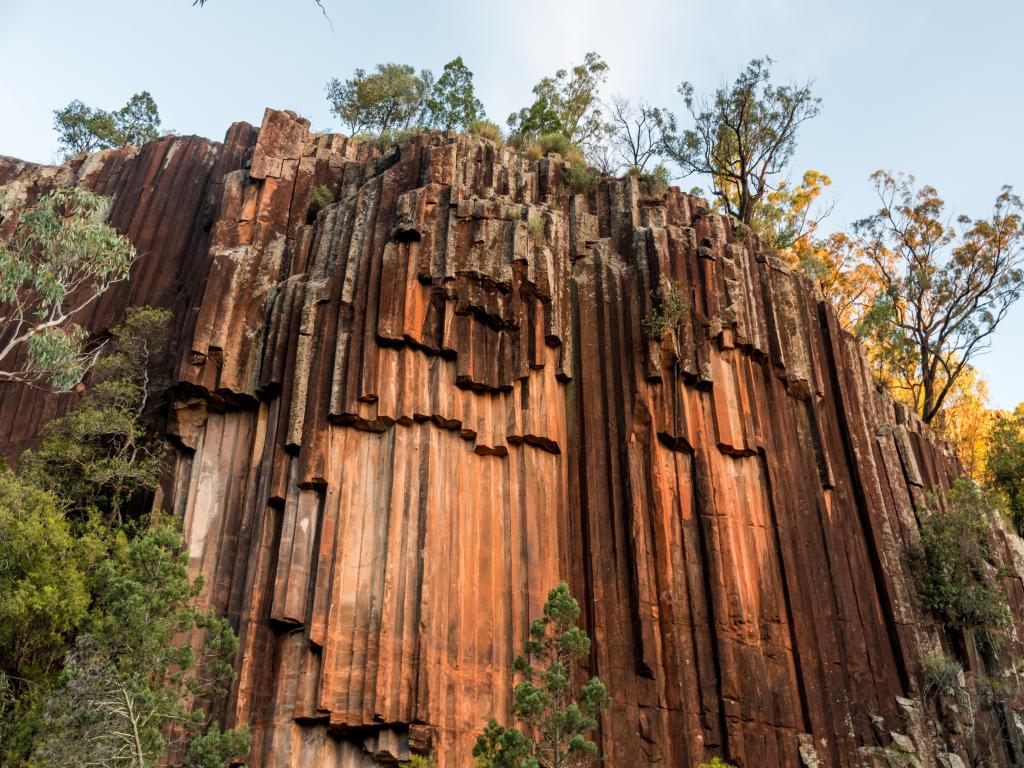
3, 109, 1024, 768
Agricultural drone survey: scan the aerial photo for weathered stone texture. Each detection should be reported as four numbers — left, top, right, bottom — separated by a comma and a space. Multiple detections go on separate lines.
3, 109, 1024, 767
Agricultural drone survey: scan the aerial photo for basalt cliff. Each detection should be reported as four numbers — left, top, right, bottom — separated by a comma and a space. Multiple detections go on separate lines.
3, 109, 1024, 768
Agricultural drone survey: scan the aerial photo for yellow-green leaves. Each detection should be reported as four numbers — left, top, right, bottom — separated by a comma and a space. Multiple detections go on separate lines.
0, 187, 137, 391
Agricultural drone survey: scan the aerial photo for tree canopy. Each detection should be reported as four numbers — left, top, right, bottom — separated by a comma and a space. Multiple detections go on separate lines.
0, 187, 138, 391
0, 310, 248, 768
604, 96, 666, 174
326, 58, 488, 137
986, 405, 1024, 533
507, 52, 609, 148
53, 92, 161, 159
854, 173, 1024, 423
660, 57, 820, 225
326, 63, 434, 136
421, 56, 484, 131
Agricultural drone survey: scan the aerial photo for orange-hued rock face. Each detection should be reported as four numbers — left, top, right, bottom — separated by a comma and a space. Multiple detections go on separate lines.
3, 109, 1024, 768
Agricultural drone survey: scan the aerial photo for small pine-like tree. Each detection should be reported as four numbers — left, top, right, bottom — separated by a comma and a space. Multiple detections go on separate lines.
473, 582, 610, 768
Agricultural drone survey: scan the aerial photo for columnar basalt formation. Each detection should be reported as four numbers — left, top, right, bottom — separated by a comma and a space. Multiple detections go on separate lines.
3, 109, 1024, 768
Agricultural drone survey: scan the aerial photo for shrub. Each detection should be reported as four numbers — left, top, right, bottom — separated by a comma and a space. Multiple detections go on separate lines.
538, 132, 573, 157
922, 653, 962, 699
562, 146, 587, 168
308, 184, 334, 220
525, 142, 545, 161
21, 307, 171, 521
639, 164, 671, 198
527, 213, 545, 245
523, 132, 583, 162
699, 759, 736, 768
377, 125, 429, 149
0, 470, 92, 689
643, 280, 689, 340
908, 479, 1011, 637
352, 125, 428, 151
562, 164, 601, 196
506, 133, 530, 152
467, 119, 503, 144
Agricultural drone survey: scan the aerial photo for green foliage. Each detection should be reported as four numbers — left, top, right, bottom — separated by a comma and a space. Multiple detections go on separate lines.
0, 187, 137, 391
637, 164, 671, 198
185, 722, 252, 768
527, 213, 546, 245
473, 582, 610, 768
0, 471, 105, 766
468, 119, 503, 144
562, 164, 601, 197
308, 184, 334, 220
421, 56, 484, 131
113, 92, 162, 146
377, 125, 430, 148
22, 307, 171, 521
661, 57, 820, 225
326, 63, 433, 135
986, 404, 1024, 533
0, 680, 47, 768
537, 132, 575, 157
507, 52, 608, 147
32, 514, 244, 768
922, 653, 962, 699
474, 719, 532, 768
53, 92, 160, 159
0, 309, 247, 767
643, 280, 689, 340
698, 759, 736, 768
0, 471, 94, 688
908, 479, 1011, 637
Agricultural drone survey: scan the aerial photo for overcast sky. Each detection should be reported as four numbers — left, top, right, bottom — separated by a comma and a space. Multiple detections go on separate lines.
1, 0, 1021, 408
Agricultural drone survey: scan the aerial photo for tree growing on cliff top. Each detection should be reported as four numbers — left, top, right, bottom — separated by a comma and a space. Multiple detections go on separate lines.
604, 96, 666, 174
472, 582, 610, 768
0, 186, 138, 391
54, 92, 161, 159
853, 173, 1024, 423
421, 57, 485, 131
660, 57, 821, 226
326, 63, 434, 136
327, 58, 486, 138
507, 52, 609, 149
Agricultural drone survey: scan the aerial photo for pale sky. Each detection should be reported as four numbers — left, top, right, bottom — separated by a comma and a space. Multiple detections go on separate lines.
1, 0, 1021, 408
